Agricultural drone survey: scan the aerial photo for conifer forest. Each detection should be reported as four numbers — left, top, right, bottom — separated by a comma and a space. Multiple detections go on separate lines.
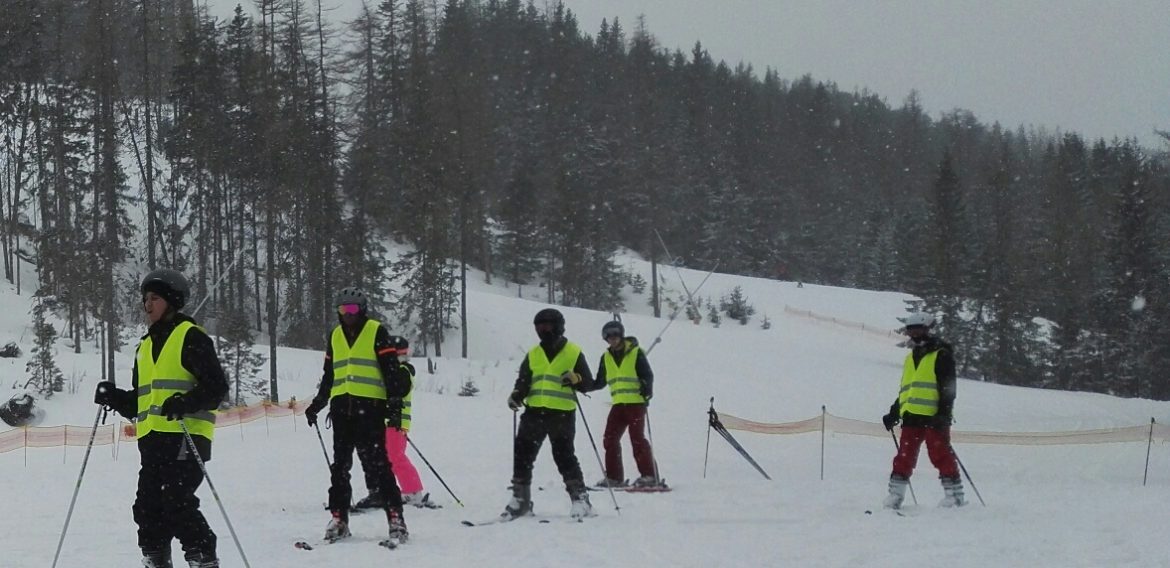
2, 0, 1169, 399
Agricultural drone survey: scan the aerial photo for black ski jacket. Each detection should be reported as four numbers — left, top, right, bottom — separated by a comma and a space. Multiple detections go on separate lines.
511, 336, 596, 406
310, 317, 411, 424
891, 335, 956, 428
105, 312, 229, 463
589, 336, 654, 401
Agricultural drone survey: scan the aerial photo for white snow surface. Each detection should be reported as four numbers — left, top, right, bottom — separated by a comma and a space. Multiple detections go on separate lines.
3, 252, 1170, 567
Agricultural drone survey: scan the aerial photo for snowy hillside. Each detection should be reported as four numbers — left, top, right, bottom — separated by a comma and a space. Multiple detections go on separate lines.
3, 252, 1170, 567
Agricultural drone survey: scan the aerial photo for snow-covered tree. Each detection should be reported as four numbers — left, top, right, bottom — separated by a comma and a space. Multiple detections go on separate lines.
24, 297, 64, 397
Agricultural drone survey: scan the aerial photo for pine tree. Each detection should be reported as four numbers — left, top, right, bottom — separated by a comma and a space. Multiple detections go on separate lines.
218, 307, 268, 405
24, 296, 65, 397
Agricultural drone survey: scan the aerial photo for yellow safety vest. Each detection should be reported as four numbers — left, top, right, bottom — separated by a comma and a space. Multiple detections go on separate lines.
330, 320, 388, 401
602, 345, 646, 405
135, 321, 216, 440
399, 368, 414, 431
898, 350, 940, 417
524, 342, 582, 411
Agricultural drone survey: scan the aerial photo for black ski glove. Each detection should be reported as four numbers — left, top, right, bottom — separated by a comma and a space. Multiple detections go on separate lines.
507, 390, 523, 411
94, 381, 118, 407
931, 413, 953, 430
160, 393, 188, 421
306, 398, 326, 427
882, 402, 900, 431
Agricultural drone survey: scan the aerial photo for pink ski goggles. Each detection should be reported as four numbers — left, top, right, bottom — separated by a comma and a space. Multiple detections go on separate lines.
338, 304, 362, 315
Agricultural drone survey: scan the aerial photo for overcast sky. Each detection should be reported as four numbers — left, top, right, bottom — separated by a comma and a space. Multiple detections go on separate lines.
203, 0, 1168, 148
562, 0, 1168, 147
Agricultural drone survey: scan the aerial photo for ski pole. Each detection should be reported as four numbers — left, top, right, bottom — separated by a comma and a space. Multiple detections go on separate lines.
180, 422, 252, 568
889, 430, 917, 505
406, 434, 464, 507
51, 406, 105, 568
572, 391, 620, 514
709, 409, 772, 480
314, 421, 331, 469
950, 445, 985, 506
645, 406, 662, 484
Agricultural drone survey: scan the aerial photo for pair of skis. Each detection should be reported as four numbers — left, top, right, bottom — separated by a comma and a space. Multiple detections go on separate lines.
462, 511, 594, 527
294, 532, 405, 551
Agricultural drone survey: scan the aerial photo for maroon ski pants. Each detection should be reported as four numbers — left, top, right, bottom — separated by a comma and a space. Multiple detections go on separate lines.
603, 404, 655, 481
891, 425, 959, 479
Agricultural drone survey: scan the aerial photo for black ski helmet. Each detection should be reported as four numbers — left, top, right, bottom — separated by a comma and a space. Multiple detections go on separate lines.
601, 320, 624, 339
533, 308, 565, 336
335, 287, 369, 312
140, 269, 190, 310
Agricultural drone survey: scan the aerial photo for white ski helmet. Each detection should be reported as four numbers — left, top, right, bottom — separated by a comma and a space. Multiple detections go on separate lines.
899, 312, 936, 329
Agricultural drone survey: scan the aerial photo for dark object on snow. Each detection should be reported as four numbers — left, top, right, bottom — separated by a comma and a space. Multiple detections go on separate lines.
0, 392, 42, 427
0, 342, 21, 358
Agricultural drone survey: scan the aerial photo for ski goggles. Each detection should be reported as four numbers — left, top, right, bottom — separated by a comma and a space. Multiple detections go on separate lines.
338, 303, 363, 315
534, 322, 556, 333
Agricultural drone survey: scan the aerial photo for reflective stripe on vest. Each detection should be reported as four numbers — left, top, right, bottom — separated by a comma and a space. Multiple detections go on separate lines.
898, 350, 940, 416
400, 370, 414, 431
330, 320, 387, 401
603, 345, 646, 405
524, 342, 582, 411
135, 321, 216, 440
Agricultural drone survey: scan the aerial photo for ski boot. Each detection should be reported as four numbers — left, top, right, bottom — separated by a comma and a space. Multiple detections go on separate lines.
939, 476, 967, 508
354, 493, 385, 510
183, 552, 219, 568
324, 510, 352, 542
594, 477, 628, 489
568, 482, 594, 519
386, 507, 409, 544
502, 481, 533, 519
632, 475, 661, 488
141, 546, 173, 568
883, 474, 909, 509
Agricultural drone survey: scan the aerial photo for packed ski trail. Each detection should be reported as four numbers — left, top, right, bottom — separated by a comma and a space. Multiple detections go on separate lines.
4, 253, 1170, 567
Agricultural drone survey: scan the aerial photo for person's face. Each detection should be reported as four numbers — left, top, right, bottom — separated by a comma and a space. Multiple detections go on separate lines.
605, 334, 622, 349
143, 292, 168, 325
905, 325, 928, 342
339, 303, 363, 327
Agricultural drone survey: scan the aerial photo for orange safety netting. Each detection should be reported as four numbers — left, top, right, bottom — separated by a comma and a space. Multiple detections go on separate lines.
0, 399, 312, 454
715, 411, 1170, 446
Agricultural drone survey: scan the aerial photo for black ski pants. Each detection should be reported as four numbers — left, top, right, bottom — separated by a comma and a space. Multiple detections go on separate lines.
512, 407, 585, 494
329, 413, 402, 512
134, 459, 216, 559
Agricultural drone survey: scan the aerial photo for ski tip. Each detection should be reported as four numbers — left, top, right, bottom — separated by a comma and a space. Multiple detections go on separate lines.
378, 539, 399, 550
864, 510, 873, 515
294, 541, 314, 550
460, 520, 475, 526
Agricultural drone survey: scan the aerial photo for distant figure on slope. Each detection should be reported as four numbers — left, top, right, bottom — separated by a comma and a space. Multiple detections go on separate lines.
93, 269, 229, 568
304, 287, 412, 545
881, 312, 965, 509
587, 320, 663, 489
353, 335, 434, 510
503, 308, 598, 519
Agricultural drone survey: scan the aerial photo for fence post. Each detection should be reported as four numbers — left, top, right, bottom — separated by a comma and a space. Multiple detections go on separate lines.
820, 405, 826, 481
1143, 417, 1155, 486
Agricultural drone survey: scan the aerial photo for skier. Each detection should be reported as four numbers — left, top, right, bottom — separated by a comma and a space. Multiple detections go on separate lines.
588, 320, 661, 489
881, 312, 965, 509
304, 288, 412, 544
353, 335, 432, 510
92, 269, 228, 568
503, 308, 597, 519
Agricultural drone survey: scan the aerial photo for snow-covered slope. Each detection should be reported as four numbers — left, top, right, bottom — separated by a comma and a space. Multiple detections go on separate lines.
3, 251, 1170, 567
